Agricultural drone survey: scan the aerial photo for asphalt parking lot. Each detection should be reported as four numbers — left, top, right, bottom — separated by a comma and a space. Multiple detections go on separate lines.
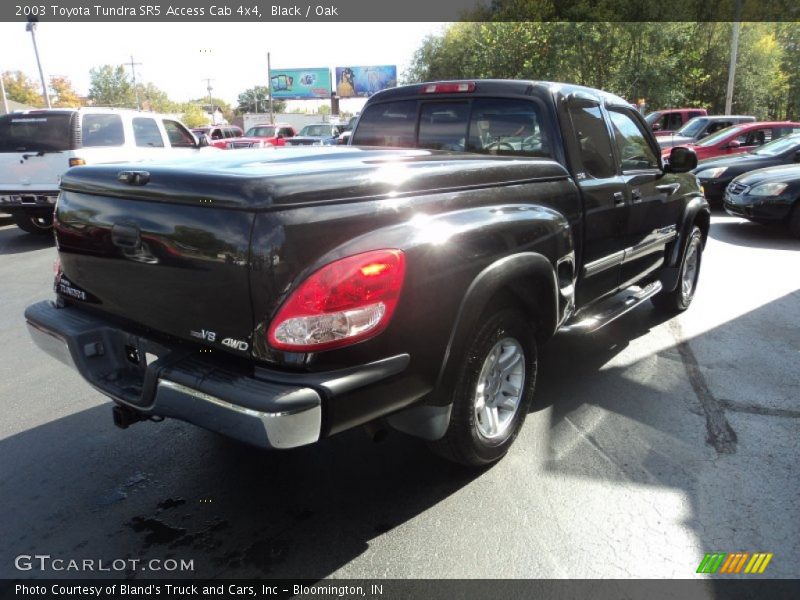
0, 214, 798, 580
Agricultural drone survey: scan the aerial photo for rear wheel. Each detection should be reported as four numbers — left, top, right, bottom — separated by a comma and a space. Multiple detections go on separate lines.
13, 213, 54, 235
429, 308, 537, 467
652, 225, 703, 313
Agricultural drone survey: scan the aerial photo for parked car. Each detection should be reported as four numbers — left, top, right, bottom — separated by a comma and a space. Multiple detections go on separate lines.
190, 125, 243, 149
0, 108, 213, 234
723, 165, 800, 236
26, 79, 707, 467
337, 116, 359, 145
645, 108, 708, 135
657, 115, 756, 149
284, 123, 343, 146
221, 123, 296, 149
662, 121, 800, 165
694, 132, 800, 206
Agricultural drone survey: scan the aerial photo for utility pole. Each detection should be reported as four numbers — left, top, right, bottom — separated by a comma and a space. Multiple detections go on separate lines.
25, 19, 52, 108
203, 78, 215, 124
724, 1, 742, 115
267, 52, 274, 124
126, 55, 143, 110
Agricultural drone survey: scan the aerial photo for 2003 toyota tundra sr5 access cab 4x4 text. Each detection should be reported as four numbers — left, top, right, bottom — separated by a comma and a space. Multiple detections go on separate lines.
26, 80, 709, 466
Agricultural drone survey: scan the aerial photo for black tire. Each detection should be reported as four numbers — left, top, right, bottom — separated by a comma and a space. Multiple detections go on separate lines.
428, 308, 537, 467
789, 204, 800, 239
13, 213, 53, 235
652, 225, 703, 313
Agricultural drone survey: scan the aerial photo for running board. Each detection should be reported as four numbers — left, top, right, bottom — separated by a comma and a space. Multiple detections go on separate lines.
558, 281, 663, 334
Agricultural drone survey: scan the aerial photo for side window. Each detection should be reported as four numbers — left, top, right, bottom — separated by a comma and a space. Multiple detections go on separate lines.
707, 121, 731, 135
688, 111, 704, 120
608, 109, 659, 171
162, 120, 196, 148
568, 103, 616, 179
666, 113, 683, 131
742, 128, 770, 146
775, 127, 800, 138
351, 100, 417, 147
418, 102, 469, 151
467, 98, 552, 158
279, 128, 294, 138
82, 114, 124, 147
132, 118, 164, 148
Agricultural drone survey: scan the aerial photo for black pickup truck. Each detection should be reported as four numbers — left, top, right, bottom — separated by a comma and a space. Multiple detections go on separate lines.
26, 80, 709, 466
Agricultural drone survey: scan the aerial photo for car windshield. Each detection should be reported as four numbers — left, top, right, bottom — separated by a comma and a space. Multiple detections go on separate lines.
0, 113, 74, 153
299, 125, 334, 137
695, 125, 745, 147
676, 117, 708, 138
752, 133, 800, 156
245, 126, 277, 137
644, 112, 661, 125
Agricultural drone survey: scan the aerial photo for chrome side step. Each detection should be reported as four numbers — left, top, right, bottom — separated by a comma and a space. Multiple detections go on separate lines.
558, 281, 663, 334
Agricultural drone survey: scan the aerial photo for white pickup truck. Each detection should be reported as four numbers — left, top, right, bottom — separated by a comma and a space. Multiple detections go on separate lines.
0, 107, 213, 234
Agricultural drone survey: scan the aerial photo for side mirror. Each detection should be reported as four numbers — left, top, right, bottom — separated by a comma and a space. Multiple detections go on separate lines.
794, 149, 800, 162
197, 134, 210, 148
652, 122, 662, 131
665, 146, 697, 173
726, 140, 741, 149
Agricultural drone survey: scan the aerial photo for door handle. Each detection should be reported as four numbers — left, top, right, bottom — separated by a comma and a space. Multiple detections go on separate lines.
613, 191, 625, 206
656, 183, 681, 196
111, 223, 142, 250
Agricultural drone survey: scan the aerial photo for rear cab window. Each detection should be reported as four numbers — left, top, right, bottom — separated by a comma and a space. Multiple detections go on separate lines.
0, 112, 74, 153
82, 114, 124, 147
353, 97, 554, 159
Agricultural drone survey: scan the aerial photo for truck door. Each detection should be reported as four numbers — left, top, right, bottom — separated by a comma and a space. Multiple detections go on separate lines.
565, 96, 628, 306
606, 107, 681, 287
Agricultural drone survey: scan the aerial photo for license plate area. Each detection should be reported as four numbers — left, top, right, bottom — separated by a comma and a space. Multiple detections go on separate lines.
77, 329, 178, 408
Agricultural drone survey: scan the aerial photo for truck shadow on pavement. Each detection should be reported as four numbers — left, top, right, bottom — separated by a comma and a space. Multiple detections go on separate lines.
708, 217, 799, 250
0, 223, 54, 255
0, 295, 797, 580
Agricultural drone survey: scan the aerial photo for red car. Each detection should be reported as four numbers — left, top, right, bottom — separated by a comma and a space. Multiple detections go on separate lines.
221, 123, 297, 149
190, 125, 243, 149
646, 108, 708, 136
661, 121, 800, 162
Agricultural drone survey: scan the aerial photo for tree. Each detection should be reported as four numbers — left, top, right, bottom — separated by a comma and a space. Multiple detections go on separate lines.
404, 16, 799, 119
139, 82, 181, 113
2, 70, 43, 106
88, 64, 135, 108
181, 104, 208, 128
236, 86, 285, 114
50, 76, 83, 107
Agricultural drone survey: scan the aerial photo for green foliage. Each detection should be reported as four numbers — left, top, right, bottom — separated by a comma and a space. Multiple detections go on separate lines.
235, 86, 286, 114
181, 104, 209, 128
404, 19, 800, 119
88, 65, 134, 108
2, 70, 44, 107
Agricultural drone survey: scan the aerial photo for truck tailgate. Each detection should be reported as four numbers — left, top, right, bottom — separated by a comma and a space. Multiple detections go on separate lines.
55, 188, 254, 355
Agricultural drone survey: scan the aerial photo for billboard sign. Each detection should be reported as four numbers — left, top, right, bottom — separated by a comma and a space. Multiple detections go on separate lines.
270, 68, 331, 99
335, 65, 397, 98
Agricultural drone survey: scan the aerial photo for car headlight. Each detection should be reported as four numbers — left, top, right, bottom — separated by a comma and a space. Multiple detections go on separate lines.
696, 167, 727, 179
748, 182, 788, 197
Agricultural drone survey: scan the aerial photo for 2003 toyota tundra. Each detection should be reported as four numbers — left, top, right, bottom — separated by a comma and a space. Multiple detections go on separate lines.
26, 80, 709, 466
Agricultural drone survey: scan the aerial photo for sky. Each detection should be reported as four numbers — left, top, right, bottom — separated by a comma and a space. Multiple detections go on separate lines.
0, 22, 447, 110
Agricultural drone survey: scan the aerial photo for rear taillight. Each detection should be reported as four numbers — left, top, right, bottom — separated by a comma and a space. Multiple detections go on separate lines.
421, 82, 476, 94
68, 158, 86, 167
267, 250, 406, 352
